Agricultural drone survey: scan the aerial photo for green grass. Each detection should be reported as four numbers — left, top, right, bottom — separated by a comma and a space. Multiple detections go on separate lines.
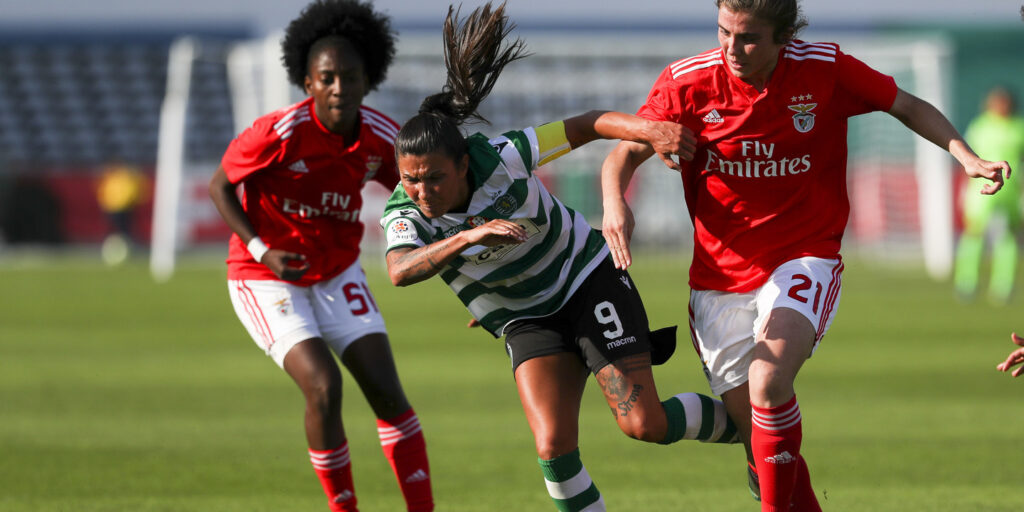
1, 253, 1020, 511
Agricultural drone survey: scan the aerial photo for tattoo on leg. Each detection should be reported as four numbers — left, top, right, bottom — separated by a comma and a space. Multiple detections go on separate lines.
597, 365, 645, 418
616, 384, 643, 417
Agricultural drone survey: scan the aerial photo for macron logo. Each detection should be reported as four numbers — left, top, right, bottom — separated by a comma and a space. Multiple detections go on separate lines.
619, 275, 632, 290
764, 451, 795, 464
405, 469, 429, 483
288, 159, 309, 173
702, 109, 724, 124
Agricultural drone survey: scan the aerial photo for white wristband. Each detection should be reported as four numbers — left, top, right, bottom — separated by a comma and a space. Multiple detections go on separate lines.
247, 236, 269, 262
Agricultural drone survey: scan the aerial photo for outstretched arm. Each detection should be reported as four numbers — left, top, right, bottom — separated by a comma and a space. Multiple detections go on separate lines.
996, 332, 1024, 378
600, 140, 659, 270
385, 219, 528, 286
888, 88, 1011, 194
562, 110, 695, 170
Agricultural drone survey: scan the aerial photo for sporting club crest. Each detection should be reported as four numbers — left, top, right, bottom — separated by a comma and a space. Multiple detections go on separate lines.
787, 103, 817, 133
493, 192, 519, 216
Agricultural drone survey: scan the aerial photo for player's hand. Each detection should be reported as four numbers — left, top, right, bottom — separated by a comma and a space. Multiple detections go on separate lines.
261, 249, 310, 281
465, 219, 529, 247
965, 158, 1010, 195
644, 120, 696, 170
996, 332, 1024, 377
602, 196, 635, 270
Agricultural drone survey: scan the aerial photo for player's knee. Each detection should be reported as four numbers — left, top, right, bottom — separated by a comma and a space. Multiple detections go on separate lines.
747, 368, 793, 407
302, 371, 342, 415
534, 434, 578, 460
616, 411, 666, 443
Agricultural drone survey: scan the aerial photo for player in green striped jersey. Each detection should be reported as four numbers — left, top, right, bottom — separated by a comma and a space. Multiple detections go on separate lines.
380, 3, 741, 510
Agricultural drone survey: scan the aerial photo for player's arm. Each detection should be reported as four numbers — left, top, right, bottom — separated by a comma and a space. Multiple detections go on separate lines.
385, 219, 528, 287
599, 140, 659, 270
888, 88, 1010, 195
208, 165, 309, 281
561, 110, 695, 169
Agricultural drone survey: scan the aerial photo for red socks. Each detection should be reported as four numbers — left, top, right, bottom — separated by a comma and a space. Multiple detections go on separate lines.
751, 396, 812, 511
309, 441, 358, 512
378, 408, 434, 512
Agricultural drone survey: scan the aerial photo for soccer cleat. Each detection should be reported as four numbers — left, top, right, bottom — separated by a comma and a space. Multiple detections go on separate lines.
648, 325, 677, 365
748, 465, 761, 502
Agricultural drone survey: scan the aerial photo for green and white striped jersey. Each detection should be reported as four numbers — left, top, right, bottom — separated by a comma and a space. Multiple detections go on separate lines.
380, 124, 609, 336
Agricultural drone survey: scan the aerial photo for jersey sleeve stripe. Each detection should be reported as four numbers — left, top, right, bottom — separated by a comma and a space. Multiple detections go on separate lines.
671, 59, 723, 79
276, 114, 311, 140
361, 108, 400, 141
787, 41, 839, 52
783, 53, 836, 63
669, 49, 721, 72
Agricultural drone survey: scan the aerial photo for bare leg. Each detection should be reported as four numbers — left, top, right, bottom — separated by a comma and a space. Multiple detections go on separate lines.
283, 337, 344, 450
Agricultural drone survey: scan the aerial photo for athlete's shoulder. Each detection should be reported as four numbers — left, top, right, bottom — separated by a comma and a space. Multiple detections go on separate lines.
663, 48, 725, 83
255, 97, 315, 142
359, 105, 400, 144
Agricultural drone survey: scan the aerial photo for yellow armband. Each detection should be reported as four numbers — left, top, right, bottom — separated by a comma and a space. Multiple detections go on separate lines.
535, 120, 571, 167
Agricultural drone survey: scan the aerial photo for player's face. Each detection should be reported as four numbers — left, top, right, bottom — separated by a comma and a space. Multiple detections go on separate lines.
304, 39, 368, 136
717, 6, 786, 89
397, 152, 471, 219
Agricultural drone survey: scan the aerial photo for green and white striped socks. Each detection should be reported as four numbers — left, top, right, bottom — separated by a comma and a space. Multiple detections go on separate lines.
659, 392, 738, 444
538, 448, 605, 511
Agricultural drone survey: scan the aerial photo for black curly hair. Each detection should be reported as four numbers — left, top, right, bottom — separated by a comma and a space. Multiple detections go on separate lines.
280, 0, 397, 91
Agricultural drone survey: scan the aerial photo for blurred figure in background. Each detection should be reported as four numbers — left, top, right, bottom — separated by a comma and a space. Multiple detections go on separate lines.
96, 161, 147, 265
953, 86, 1024, 304
208, 1, 433, 511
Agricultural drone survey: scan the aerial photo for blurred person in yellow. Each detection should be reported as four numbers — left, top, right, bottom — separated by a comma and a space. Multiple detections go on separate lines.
96, 162, 147, 265
953, 86, 1024, 304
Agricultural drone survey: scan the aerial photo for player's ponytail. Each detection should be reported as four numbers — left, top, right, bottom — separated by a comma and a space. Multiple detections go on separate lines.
395, 1, 528, 160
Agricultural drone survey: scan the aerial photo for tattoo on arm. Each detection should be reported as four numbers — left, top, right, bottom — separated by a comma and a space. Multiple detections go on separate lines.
391, 239, 455, 282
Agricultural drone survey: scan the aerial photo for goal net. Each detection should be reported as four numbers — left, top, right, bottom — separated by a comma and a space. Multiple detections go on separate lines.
151, 31, 954, 280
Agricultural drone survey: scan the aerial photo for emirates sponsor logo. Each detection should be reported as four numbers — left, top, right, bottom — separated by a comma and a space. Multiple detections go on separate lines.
705, 140, 811, 178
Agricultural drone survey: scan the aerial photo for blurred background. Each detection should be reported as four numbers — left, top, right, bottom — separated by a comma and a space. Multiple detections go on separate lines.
0, 0, 1021, 279
1, 3, 1022, 511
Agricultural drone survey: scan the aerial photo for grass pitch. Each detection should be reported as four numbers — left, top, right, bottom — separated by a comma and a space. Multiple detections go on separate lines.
0, 253, 1020, 511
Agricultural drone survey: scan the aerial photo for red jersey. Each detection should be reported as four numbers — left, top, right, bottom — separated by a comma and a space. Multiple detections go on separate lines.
221, 97, 400, 286
637, 41, 898, 292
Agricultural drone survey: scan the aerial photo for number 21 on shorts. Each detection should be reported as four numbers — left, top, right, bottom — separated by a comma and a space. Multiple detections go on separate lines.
787, 274, 822, 314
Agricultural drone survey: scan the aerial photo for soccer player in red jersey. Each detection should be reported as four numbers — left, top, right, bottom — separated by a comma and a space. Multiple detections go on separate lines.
208, 1, 433, 511
601, 1, 1012, 510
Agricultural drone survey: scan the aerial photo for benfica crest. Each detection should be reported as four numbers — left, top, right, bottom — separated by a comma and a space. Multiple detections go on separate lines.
362, 155, 383, 184
787, 103, 817, 133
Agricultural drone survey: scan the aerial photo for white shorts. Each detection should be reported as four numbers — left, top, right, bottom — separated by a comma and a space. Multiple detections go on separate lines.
688, 257, 844, 395
228, 261, 387, 368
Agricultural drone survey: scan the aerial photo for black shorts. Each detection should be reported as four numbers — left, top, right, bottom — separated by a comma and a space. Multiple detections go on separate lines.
503, 256, 652, 374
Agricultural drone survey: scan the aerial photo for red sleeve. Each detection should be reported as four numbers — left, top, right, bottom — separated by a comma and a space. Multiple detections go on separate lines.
636, 66, 686, 123
835, 52, 898, 117
220, 115, 284, 184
